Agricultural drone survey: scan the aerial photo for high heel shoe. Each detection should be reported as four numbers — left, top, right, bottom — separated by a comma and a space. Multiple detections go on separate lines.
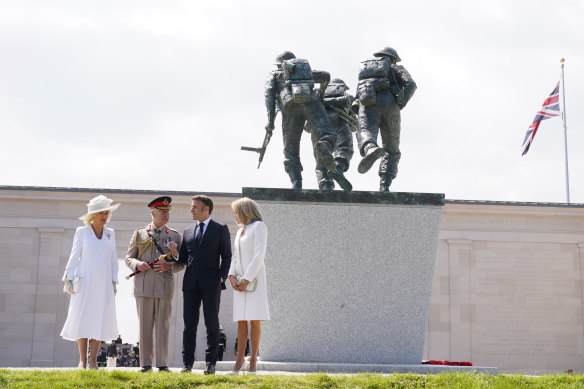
226, 360, 247, 376
247, 359, 257, 375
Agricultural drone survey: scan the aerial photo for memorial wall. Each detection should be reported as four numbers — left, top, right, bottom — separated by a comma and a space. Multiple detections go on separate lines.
1, 186, 583, 373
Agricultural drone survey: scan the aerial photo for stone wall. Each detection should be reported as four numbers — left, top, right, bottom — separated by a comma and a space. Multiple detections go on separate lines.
423, 201, 584, 374
1, 187, 584, 373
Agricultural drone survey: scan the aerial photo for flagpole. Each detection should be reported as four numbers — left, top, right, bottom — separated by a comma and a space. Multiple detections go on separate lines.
560, 58, 570, 204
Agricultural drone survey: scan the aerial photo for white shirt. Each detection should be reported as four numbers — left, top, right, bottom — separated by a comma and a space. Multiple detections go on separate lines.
197, 217, 212, 237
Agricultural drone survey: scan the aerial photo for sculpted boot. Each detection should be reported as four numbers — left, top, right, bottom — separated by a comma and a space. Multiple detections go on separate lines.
328, 166, 352, 192
358, 145, 386, 174
315, 141, 338, 172
379, 175, 392, 192
316, 170, 334, 191
288, 170, 302, 189
319, 181, 334, 191
378, 153, 399, 192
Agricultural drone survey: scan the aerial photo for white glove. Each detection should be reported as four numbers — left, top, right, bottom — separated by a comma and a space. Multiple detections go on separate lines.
64, 279, 75, 295
113, 282, 117, 295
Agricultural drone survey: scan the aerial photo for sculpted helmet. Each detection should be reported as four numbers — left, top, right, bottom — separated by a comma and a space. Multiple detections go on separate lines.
373, 47, 401, 62
330, 78, 349, 90
274, 51, 296, 64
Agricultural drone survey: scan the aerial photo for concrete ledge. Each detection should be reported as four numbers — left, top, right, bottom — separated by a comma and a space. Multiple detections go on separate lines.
199, 361, 498, 375
242, 187, 445, 206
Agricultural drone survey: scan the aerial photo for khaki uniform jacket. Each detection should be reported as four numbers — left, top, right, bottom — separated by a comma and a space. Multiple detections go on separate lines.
125, 224, 185, 299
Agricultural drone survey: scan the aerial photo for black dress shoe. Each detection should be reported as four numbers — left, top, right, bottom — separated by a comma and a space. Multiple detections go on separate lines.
158, 366, 170, 372
181, 365, 192, 373
204, 363, 216, 375
140, 366, 152, 373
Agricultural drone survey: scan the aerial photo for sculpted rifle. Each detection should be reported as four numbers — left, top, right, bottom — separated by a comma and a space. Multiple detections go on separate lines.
241, 131, 272, 169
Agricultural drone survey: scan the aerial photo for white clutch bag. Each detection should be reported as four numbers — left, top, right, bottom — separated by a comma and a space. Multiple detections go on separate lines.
63, 276, 82, 294
236, 275, 256, 292
72, 276, 82, 293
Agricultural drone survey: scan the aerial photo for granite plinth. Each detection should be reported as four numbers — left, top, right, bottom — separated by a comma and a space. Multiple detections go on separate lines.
243, 188, 443, 365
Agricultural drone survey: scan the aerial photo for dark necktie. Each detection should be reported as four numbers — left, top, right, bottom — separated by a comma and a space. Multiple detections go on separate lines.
195, 223, 204, 246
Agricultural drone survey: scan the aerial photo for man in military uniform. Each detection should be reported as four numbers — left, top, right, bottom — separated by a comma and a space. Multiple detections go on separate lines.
355, 47, 417, 191
265, 51, 352, 191
125, 196, 184, 372
309, 78, 356, 190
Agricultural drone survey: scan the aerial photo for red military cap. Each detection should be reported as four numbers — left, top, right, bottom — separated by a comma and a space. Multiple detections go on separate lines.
148, 196, 172, 210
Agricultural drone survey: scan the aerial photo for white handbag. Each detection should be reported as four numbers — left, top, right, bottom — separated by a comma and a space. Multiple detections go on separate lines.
236, 275, 257, 292
72, 276, 82, 293
63, 276, 82, 294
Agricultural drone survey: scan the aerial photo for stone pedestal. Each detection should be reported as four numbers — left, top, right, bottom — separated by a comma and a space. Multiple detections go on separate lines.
242, 188, 444, 364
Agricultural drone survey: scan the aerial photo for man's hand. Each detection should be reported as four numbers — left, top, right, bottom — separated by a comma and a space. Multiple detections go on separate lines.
136, 261, 150, 272
168, 241, 179, 257
113, 281, 117, 295
153, 259, 172, 273
265, 122, 274, 135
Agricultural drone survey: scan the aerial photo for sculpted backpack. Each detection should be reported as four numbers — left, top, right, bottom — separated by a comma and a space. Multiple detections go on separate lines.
281, 58, 314, 105
357, 58, 392, 106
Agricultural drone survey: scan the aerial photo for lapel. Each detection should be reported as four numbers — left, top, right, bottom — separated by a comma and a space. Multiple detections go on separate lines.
185, 224, 197, 251
234, 227, 244, 274
199, 219, 216, 248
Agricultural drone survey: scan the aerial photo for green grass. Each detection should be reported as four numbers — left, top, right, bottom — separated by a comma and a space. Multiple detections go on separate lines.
1, 370, 584, 388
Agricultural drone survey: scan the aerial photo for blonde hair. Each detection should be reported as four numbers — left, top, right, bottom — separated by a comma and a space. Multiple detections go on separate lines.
231, 197, 263, 226
82, 211, 112, 226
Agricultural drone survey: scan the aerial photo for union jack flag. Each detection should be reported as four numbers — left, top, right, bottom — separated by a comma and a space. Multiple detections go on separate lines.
521, 82, 561, 156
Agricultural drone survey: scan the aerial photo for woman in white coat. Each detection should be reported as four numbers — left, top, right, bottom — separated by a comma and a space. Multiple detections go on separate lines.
227, 197, 270, 375
60, 195, 120, 369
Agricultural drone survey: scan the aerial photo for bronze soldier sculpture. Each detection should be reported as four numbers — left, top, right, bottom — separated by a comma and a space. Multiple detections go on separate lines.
308, 78, 357, 190
355, 47, 416, 191
264, 51, 352, 191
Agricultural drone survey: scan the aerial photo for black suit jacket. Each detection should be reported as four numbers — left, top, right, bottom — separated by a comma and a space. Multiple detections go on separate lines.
178, 219, 232, 291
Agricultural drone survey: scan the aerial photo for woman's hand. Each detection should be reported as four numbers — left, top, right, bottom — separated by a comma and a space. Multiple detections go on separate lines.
229, 276, 240, 291
237, 279, 250, 292
64, 279, 75, 295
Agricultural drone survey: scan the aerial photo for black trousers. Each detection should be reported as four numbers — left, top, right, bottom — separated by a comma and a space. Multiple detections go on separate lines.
182, 282, 221, 366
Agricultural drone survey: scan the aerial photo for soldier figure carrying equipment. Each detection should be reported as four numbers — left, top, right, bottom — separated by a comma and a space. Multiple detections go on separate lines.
264, 51, 352, 191
354, 47, 417, 191
309, 78, 357, 190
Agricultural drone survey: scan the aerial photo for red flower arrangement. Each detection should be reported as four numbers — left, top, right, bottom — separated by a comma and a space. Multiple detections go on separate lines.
422, 360, 473, 366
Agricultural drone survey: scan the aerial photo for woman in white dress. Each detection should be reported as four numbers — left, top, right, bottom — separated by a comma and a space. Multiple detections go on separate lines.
60, 195, 120, 369
227, 197, 270, 375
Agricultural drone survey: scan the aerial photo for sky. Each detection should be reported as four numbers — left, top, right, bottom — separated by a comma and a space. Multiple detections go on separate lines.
1, 0, 583, 204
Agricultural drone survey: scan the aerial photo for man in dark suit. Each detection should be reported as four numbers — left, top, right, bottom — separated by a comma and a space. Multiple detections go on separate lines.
174, 195, 231, 374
